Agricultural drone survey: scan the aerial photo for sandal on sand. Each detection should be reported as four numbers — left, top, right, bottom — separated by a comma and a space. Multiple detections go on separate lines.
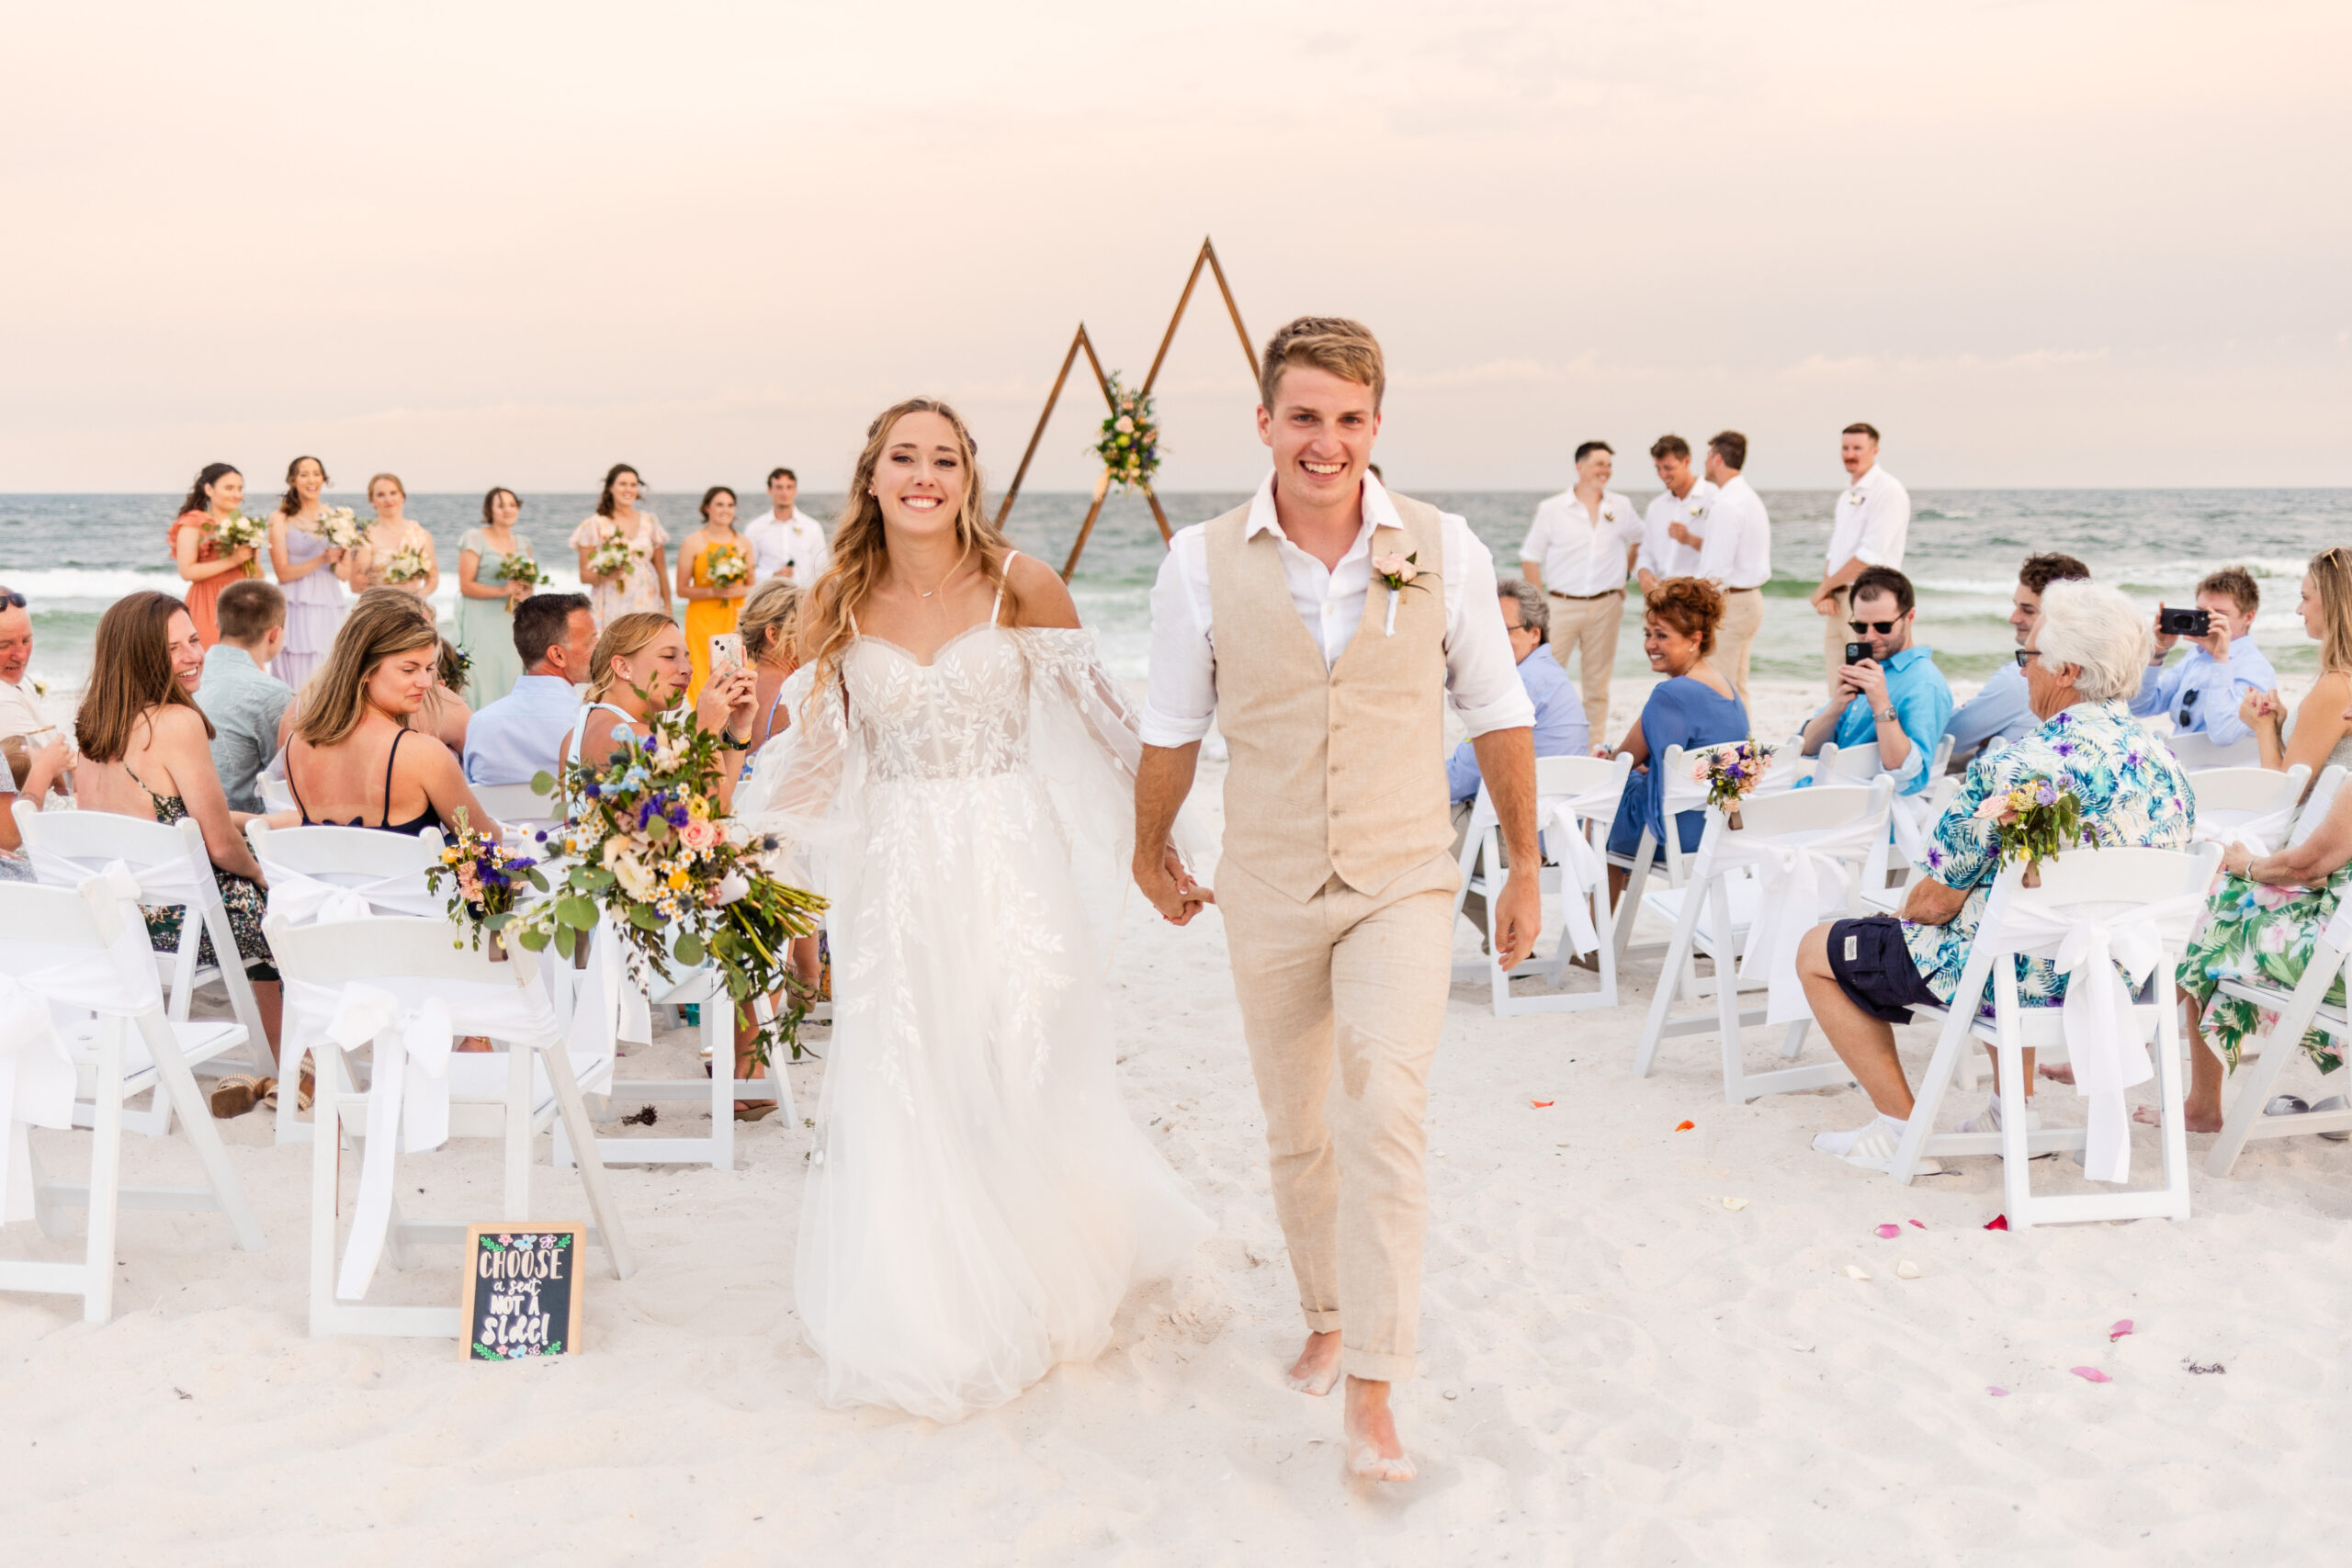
734, 1100, 780, 1122
261, 1061, 315, 1114
209, 1074, 273, 1119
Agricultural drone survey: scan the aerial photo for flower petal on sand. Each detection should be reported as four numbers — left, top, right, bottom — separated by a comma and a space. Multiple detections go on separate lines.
1988, 1387, 2010, 1397
1896, 1260, 1922, 1280
1721, 1197, 1748, 1211
1675, 1120, 1695, 1132
1907, 1220, 1926, 1229
1844, 1265, 1871, 1280
1531, 1100, 1554, 1109
1984, 1214, 2009, 1231
2071, 1366, 2111, 1383
2109, 1319, 2134, 1341
1874, 1224, 1902, 1238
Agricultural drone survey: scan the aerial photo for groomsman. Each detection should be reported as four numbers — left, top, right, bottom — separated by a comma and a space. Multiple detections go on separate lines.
1810, 423, 1911, 692
1677, 431, 1770, 701
1634, 434, 1716, 594
1519, 440, 1642, 743
744, 467, 830, 582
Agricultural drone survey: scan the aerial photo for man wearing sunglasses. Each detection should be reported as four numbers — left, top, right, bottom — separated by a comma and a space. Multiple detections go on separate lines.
1796, 565, 1952, 796
1942, 552, 2090, 765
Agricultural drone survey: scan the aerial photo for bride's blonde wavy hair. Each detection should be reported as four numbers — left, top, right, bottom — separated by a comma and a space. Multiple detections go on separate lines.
797, 397, 1018, 686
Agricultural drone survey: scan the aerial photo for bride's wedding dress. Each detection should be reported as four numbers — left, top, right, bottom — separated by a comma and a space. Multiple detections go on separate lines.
739, 592, 1208, 1422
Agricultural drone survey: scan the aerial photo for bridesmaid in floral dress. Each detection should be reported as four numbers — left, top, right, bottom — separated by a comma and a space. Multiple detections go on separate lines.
569, 463, 670, 629
454, 486, 536, 705
265, 455, 351, 687
170, 462, 258, 648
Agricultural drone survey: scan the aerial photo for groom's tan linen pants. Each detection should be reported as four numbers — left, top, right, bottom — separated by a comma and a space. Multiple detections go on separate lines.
1216, 851, 1457, 1383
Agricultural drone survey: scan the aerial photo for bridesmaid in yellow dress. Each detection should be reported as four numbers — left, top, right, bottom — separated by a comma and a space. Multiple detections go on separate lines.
675, 484, 752, 701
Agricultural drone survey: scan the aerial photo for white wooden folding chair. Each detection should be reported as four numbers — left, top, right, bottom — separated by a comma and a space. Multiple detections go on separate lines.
2291, 765, 2348, 846
266, 913, 632, 1337
2164, 729, 2260, 770
1452, 753, 1633, 1015
15, 800, 276, 1113
1, 874, 266, 1324
2187, 763, 2311, 856
1884, 844, 2221, 1225
1633, 780, 1894, 1102
2202, 905, 2352, 1175
469, 782, 561, 829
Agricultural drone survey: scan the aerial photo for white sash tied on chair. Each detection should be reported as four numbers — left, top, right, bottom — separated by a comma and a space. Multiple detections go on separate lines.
1973, 889, 2209, 1184
2193, 804, 2298, 860
1696, 815, 1883, 1026
25, 843, 207, 906
1539, 783, 1625, 956
1889, 792, 1937, 868
259, 860, 444, 925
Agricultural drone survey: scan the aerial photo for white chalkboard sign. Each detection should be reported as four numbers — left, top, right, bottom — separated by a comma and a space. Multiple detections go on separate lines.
460, 1223, 586, 1360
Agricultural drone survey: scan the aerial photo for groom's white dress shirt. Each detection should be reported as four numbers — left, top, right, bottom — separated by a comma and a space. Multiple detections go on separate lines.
1140, 473, 1536, 748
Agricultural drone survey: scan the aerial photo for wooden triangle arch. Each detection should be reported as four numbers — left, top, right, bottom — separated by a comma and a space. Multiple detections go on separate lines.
992, 237, 1261, 580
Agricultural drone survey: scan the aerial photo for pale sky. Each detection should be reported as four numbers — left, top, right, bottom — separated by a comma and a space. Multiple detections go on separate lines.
7, 0, 2347, 494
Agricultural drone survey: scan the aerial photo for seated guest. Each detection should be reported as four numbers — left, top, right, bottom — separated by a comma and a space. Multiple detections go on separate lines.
1602, 577, 1747, 907
0, 728, 73, 880
2132, 564, 2272, 750
2240, 547, 2352, 785
409, 637, 475, 757
1944, 553, 2089, 763
1795, 581, 2194, 1169
0, 581, 72, 802
561, 611, 758, 795
196, 578, 293, 813
283, 591, 496, 837
73, 591, 282, 1068
739, 579, 805, 757
1449, 578, 1589, 938
464, 592, 597, 784
1798, 564, 1952, 795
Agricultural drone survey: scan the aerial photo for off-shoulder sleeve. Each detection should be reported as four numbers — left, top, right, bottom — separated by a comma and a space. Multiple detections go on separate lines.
1016, 626, 1144, 785
1015, 626, 1213, 874
733, 663, 858, 886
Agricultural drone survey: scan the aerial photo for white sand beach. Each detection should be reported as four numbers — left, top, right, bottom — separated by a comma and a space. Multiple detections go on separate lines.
6, 676, 2349, 1565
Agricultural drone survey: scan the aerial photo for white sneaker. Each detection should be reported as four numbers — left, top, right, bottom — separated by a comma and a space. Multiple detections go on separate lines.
1958, 1095, 2043, 1134
1813, 1113, 1939, 1176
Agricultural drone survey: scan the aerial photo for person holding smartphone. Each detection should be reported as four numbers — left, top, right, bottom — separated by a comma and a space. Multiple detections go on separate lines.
2130, 565, 2272, 750
1796, 565, 1953, 796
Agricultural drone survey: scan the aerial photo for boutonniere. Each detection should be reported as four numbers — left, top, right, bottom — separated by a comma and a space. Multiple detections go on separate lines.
29, 677, 47, 699
1372, 552, 1426, 637
1687, 503, 1706, 523
1845, 489, 1865, 506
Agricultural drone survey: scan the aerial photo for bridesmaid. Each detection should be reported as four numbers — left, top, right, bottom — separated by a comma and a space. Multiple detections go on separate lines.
170, 462, 257, 648
455, 486, 535, 705
265, 455, 350, 687
350, 473, 439, 601
675, 484, 751, 701
568, 463, 669, 628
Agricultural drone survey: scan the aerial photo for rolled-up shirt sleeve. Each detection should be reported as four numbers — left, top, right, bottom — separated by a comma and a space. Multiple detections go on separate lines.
1443, 519, 1538, 737
1138, 531, 1217, 747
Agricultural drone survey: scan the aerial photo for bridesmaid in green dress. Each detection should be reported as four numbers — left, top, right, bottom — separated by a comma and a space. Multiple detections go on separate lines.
454, 487, 537, 705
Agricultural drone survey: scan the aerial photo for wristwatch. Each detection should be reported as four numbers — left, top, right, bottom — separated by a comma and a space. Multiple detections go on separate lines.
1874, 705, 1897, 724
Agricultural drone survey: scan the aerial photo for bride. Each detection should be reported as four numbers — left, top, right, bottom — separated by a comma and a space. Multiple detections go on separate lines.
739, 396, 1210, 1422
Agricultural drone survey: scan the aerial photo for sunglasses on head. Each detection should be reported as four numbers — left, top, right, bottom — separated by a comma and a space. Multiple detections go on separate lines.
1849, 619, 1899, 636
0, 591, 25, 610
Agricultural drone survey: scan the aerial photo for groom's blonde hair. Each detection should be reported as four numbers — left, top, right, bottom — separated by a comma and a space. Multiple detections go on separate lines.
1259, 317, 1385, 413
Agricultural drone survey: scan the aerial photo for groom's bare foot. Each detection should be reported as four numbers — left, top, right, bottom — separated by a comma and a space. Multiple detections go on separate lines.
1285, 1330, 1342, 1396
1343, 1376, 1415, 1483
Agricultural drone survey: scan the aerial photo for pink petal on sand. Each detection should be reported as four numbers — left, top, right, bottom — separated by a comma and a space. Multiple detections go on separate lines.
2071, 1367, 2112, 1383
2109, 1319, 2134, 1341
1987, 1387, 2009, 1397
1874, 1224, 1902, 1239
1907, 1220, 1926, 1229
1984, 1214, 2009, 1231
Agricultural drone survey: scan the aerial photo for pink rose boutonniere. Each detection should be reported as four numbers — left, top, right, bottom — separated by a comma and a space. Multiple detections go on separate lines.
1372, 551, 1426, 637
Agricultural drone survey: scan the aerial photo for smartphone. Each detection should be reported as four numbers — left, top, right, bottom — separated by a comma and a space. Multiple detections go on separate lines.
2157, 607, 2211, 637
709, 632, 745, 676
1844, 642, 1870, 665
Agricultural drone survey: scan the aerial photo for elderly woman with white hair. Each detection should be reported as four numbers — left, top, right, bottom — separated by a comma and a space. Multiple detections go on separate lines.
1794, 581, 2197, 1171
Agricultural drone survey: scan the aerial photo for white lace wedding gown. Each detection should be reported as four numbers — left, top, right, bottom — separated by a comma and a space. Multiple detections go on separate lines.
739, 604, 1209, 1423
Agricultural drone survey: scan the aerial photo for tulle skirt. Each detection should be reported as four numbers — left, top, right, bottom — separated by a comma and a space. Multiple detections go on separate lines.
796, 766, 1207, 1422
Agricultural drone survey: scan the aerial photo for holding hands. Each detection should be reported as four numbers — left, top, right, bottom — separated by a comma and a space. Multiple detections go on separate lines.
2239, 687, 2285, 734
1136, 843, 1213, 926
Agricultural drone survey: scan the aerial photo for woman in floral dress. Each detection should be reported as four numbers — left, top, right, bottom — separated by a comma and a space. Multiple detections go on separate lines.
568, 463, 669, 628
169, 462, 259, 648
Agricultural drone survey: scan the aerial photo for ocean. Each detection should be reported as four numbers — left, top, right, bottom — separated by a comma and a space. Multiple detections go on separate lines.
4, 489, 2347, 709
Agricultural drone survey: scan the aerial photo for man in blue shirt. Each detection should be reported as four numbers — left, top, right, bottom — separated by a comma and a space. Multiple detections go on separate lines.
463, 593, 596, 785
1944, 552, 2089, 765
1799, 565, 1953, 796
2129, 566, 2272, 749
1450, 579, 1589, 941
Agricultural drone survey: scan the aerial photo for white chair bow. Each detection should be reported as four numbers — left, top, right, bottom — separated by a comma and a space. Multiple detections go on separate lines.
1695, 815, 1882, 1025
24, 842, 206, 907
260, 861, 444, 925
1972, 889, 2209, 1184
2192, 803, 2298, 860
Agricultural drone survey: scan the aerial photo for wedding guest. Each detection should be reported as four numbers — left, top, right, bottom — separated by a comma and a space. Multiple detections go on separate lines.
283, 592, 495, 837
1944, 553, 2090, 762
196, 579, 292, 813
2130, 565, 2272, 750
676, 484, 752, 701
570, 463, 670, 627
560, 611, 756, 791
738, 578, 804, 756
418, 637, 473, 754
1797, 566, 1953, 797
264, 455, 351, 686
170, 462, 258, 647
1797, 582, 2191, 1168
744, 466, 830, 582
0, 738, 74, 878
1682, 432, 1770, 701
74, 591, 282, 1064
349, 473, 439, 600
1810, 423, 1911, 692
1519, 440, 1640, 742
454, 486, 537, 706
1450, 578, 1589, 938
2239, 547, 2352, 784
464, 592, 596, 785
1634, 434, 1715, 595
1601, 577, 1747, 906
0, 582, 71, 803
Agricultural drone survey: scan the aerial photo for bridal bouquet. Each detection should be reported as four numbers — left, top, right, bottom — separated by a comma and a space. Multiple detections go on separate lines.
587, 529, 640, 582
208, 513, 269, 577
1694, 739, 1774, 828
495, 552, 550, 607
706, 542, 752, 591
381, 541, 433, 584
1973, 774, 2097, 885
424, 817, 549, 954
316, 505, 367, 550
1092, 374, 1160, 491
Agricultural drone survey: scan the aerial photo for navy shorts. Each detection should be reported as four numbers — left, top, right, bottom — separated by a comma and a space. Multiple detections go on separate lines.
1826, 916, 1943, 1025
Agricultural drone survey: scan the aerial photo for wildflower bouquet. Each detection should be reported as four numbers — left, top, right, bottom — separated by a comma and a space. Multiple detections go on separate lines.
1092, 374, 1161, 491
1973, 773, 2097, 885
424, 814, 550, 953
587, 527, 640, 582
1694, 739, 1774, 827
495, 552, 550, 606
381, 541, 432, 584
316, 505, 368, 550
208, 513, 269, 577
706, 542, 752, 591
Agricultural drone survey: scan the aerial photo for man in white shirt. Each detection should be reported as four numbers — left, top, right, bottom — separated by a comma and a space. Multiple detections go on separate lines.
463, 593, 596, 785
1518, 440, 1641, 743
1810, 423, 1911, 692
742, 467, 830, 583
1634, 434, 1716, 593
1671, 430, 1771, 701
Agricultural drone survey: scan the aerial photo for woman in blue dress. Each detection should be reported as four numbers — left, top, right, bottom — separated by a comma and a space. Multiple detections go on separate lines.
1604, 576, 1750, 905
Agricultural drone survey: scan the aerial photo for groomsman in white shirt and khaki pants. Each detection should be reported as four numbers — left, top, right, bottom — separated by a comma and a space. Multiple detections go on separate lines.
1519, 440, 1642, 743
1672, 430, 1772, 701
1810, 422, 1911, 692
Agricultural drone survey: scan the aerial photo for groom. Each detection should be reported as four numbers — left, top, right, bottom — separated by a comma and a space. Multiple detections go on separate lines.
1132, 317, 1543, 1482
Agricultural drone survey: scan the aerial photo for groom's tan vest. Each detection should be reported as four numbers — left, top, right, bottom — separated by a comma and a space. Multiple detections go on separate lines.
1204, 492, 1453, 902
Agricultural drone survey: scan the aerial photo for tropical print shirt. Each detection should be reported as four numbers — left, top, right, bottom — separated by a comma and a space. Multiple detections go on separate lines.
1902, 699, 2194, 1010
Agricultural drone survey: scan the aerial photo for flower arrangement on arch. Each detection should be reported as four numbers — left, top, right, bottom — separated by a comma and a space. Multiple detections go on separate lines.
207, 513, 269, 577
1973, 773, 2097, 883
1091, 375, 1161, 491
1694, 739, 1775, 825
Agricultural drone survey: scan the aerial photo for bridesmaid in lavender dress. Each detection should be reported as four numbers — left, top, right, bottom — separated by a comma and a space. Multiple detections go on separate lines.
266, 455, 352, 688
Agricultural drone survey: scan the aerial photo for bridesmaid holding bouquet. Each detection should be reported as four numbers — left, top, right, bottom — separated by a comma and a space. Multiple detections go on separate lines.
170, 462, 260, 647
675, 484, 752, 701
455, 486, 538, 705
569, 463, 669, 629
265, 454, 353, 686
350, 473, 439, 601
